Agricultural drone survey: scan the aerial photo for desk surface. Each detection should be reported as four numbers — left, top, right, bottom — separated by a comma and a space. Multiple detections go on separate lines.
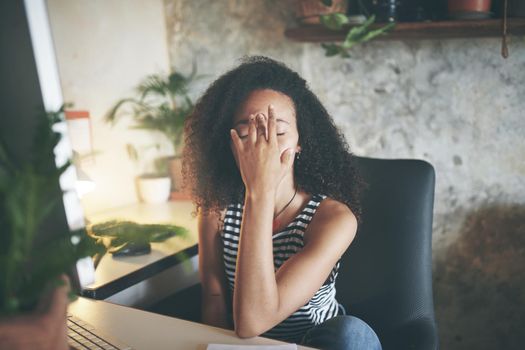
69, 298, 316, 350
82, 201, 198, 299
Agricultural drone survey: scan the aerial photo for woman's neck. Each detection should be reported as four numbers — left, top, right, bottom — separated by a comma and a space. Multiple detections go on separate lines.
271, 176, 312, 233
273, 174, 298, 218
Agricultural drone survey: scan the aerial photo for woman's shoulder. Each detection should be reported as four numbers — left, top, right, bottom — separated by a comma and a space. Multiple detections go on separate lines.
319, 196, 357, 227
304, 195, 357, 245
315, 195, 356, 219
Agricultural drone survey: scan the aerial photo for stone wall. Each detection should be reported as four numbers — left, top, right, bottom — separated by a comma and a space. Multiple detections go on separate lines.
164, 1, 525, 349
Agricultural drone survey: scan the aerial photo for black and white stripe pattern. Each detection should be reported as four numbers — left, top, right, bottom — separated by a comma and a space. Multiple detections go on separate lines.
220, 194, 344, 343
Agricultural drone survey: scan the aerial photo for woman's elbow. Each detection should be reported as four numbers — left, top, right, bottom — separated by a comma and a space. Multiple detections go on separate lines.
233, 304, 278, 338
235, 325, 260, 339
234, 317, 265, 339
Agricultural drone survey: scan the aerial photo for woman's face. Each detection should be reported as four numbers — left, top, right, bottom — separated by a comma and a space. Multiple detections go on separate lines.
231, 89, 301, 164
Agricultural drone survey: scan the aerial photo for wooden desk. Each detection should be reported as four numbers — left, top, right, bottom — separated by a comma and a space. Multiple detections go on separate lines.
82, 201, 199, 307
69, 298, 316, 350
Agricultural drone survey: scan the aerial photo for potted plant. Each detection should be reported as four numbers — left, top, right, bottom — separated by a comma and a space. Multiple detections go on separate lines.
126, 143, 171, 204
0, 108, 192, 348
448, 0, 492, 19
105, 67, 197, 193
319, 12, 395, 58
0, 108, 104, 348
0, 108, 193, 347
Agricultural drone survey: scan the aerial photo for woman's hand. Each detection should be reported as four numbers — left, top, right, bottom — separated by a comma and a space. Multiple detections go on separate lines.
230, 105, 295, 198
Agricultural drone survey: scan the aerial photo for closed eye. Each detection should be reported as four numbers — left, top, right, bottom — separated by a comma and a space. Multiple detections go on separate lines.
239, 133, 285, 139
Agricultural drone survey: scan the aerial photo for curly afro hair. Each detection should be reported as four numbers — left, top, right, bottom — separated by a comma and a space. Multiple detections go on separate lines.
182, 56, 364, 221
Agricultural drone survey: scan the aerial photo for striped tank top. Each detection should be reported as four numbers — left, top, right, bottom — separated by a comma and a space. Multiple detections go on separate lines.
220, 193, 345, 343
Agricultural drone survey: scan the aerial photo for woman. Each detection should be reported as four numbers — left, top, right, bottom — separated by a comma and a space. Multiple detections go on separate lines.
182, 56, 381, 349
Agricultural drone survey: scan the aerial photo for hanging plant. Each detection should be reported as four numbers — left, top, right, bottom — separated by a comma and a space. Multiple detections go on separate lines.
320, 13, 396, 58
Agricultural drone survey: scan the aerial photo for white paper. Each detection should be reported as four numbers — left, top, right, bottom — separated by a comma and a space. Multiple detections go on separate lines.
207, 344, 297, 350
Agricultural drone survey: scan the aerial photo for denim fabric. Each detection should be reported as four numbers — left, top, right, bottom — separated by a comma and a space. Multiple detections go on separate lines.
299, 315, 382, 350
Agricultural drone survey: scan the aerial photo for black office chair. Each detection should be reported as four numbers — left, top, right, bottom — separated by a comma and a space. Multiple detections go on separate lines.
335, 156, 438, 350
150, 156, 438, 349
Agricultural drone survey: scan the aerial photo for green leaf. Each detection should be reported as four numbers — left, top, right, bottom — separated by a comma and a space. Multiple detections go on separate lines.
34, 199, 59, 226
345, 15, 375, 41
126, 144, 139, 163
361, 14, 377, 30
359, 22, 396, 43
0, 140, 11, 169
104, 98, 141, 124
321, 0, 333, 6
138, 75, 167, 99
321, 43, 343, 57
90, 220, 190, 245
320, 13, 349, 31
56, 160, 72, 177
325, 15, 395, 54
168, 72, 190, 95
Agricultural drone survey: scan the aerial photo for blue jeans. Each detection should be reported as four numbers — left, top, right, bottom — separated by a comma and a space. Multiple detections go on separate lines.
299, 315, 382, 350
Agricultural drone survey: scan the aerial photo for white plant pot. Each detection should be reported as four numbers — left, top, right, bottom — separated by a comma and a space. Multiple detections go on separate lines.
136, 176, 171, 203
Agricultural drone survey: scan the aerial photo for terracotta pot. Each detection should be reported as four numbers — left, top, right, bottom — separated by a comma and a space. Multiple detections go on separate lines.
448, 0, 491, 13
0, 280, 69, 350
294, 0, 348, 24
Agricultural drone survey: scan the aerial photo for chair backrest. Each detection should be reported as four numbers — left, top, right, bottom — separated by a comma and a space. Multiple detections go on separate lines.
335, 157, 438, 350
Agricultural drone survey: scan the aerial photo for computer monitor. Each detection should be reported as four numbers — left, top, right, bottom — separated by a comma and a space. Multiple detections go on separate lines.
0, 0, 95, 291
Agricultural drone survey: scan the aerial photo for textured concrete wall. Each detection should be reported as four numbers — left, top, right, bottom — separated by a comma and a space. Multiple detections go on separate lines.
164, 1, 525, 349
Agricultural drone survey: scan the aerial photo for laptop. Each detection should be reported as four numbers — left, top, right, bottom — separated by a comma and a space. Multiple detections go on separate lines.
1, 1, 131, 348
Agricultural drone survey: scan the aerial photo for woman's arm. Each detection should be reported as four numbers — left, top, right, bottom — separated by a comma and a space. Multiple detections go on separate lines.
230, 107, 357, 338
198, 209, 231, 330
234, 196, 356, 338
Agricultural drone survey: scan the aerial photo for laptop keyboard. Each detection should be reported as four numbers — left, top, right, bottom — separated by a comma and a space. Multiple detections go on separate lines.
67, 314, 132, 350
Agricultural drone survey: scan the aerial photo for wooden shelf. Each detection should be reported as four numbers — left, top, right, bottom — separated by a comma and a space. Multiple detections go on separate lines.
285, 18, 525, 42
